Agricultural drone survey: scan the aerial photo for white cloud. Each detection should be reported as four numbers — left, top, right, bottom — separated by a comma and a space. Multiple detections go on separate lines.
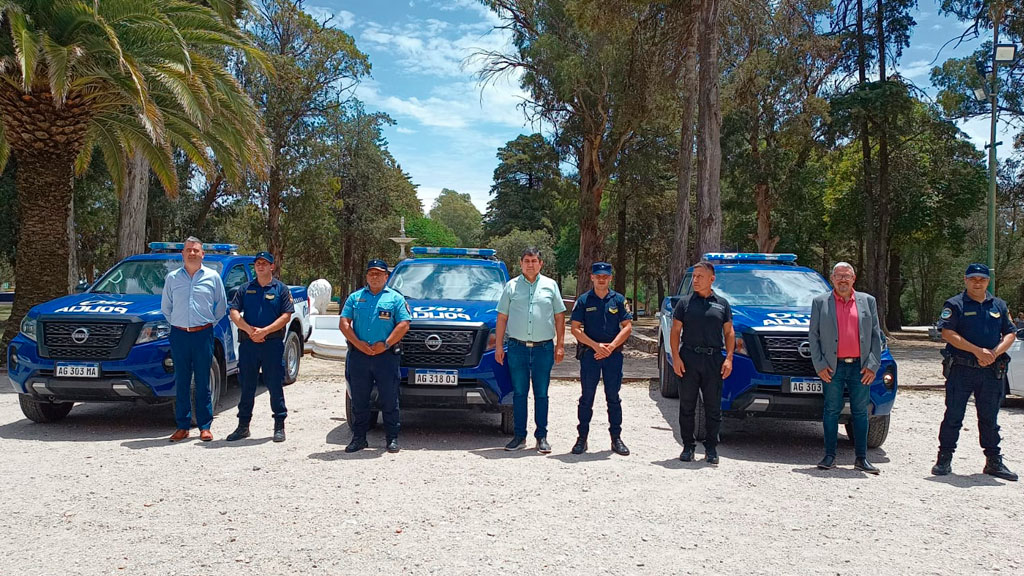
395, 127, 417, 134
900, 59, 934, 80
932, 24, 943, 31
306, 5, 356, 30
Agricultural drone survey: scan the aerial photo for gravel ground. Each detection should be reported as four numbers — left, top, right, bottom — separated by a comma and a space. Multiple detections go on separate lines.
1, 350, 1022, 575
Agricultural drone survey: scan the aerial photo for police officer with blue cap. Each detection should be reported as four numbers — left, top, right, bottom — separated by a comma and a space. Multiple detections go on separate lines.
339, 259, 412, 453
569, 262, 633, 455
226, 251, 294, 443
932, 263, 1017, 481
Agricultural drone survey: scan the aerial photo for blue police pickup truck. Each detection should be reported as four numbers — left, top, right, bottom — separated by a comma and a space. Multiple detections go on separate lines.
657, 253, 898, 447
7, 242, 311, 423
348, 247, 514, 433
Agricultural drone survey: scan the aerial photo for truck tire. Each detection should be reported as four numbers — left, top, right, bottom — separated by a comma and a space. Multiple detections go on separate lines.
500, 407, 514, 435
844, 415, 891, 449
18, 395, 74, 423
344, 389, 378, 431
658, 341, 679, 398
282, 330, 302, 385
694, 391, 708, 441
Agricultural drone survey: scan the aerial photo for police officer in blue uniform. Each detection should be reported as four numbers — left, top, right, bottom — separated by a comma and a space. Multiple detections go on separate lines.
932, 263, 1017, 481
570, 262, 633, 456
339, 259, 412, 453
226, 251, 294, 443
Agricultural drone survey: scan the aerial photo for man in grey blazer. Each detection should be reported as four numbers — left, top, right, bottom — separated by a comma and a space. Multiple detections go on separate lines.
808, 262, 883, 474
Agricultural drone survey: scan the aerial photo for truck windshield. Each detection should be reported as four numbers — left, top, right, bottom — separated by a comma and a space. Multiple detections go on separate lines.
388, 263, 505, 301
90, 259, 224, 295
709, 268, 830, 307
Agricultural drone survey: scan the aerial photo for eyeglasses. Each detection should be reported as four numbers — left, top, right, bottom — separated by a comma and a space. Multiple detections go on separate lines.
832, 274, 854, 280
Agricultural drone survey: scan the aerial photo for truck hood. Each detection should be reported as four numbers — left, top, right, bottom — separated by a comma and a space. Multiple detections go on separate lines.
30, 293, 165, 321
731, 305, 812, 331
406, 299, 498, 326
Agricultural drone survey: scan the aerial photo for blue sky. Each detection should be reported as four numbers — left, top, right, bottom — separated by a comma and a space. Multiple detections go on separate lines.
310, 1, 1016, 213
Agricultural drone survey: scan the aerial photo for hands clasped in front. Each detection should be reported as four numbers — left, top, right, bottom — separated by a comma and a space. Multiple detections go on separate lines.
354, 340, 389, 356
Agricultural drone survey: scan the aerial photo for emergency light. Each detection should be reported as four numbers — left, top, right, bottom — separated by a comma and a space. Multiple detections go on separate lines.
703, 252, 798, 264
410, 247, 497, 258
148, 242, 239, 254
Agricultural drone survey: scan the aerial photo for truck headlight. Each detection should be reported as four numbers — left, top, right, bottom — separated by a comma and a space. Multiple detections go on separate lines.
19, 315, 38, 342
486, 329, 498, 351
136, 320, 172, 344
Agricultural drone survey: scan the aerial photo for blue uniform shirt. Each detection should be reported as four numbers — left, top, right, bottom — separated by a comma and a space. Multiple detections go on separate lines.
937, 291, 1014, 358
230, 277, 294, 338
571, 289, 633, 343
161, 265, 227, 328
341, 286, 412, 344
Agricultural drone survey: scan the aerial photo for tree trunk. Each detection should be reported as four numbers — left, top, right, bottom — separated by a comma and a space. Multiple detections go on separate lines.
576, 136, 604, 295
669, 2, 698, 293
855, 0, 874, 296
694, 0, 722, 257
632, 241, 639, 313
872, 0, 892, 332
68, 191, 78, 290
886, 250, 902, 331
194, 174, 224, 233
117, 151, 149, 260
657, 276, 665, 308
615, 193, 628, 294
267, 165, 284, 274
754, 182, 779, 252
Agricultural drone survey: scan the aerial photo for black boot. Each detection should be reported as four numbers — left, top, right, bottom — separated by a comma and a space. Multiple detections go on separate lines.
272, 421, 286, 443
611, 437, 630, 456
679, 445, 695, 462
571, 436, 588, 455
983, 455, 1018, 481
931, 451, 952, 476
226, 424, 251, 442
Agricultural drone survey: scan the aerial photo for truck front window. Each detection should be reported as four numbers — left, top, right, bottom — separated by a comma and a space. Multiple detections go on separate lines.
90, 259, 224, 295
711, 269, 830, 307
388, 264, 505, 301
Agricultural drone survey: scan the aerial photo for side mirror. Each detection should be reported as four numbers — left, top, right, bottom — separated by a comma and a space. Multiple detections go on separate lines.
73, 281, 91, 293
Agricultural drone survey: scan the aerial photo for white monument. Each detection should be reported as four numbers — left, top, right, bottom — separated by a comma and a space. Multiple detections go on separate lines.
389, 216, 416, 260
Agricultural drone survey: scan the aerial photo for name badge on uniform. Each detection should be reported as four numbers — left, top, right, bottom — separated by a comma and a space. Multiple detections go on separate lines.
586, 307, 597, 312
246, 289, 257, 294
710, 303, 724, 310
379, 310, 392, 320
265, 293, 276, 300
964, 311, 977, 316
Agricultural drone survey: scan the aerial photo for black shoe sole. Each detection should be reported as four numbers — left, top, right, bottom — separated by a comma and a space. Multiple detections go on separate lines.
855, 466, 880, 475
345, 443, 368, 453
817, 462, 836, 470
273, 435, 285, 443
984, 471, 1019, 481
571, 445, 587, 455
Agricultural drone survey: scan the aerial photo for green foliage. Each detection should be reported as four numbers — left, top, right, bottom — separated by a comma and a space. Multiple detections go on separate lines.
484, 134, 563, 238
429, 189, 483, 247
406, 216, 457, 249
490, 229, 555, 277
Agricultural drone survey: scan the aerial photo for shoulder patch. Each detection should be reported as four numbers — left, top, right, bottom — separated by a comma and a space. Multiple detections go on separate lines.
940, 308, 952, 319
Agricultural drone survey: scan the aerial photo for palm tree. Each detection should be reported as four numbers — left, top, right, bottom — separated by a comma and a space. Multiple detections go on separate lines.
0, 0, 271, 350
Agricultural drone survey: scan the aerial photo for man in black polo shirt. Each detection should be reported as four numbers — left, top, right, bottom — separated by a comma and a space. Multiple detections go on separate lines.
670, 260, 735, 465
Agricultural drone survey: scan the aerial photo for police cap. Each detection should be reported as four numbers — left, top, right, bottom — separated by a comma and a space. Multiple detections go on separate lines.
367, 259, 389, 272
965, 263, 990, 278
591, 262, 613, 275
254, 251, 274, 264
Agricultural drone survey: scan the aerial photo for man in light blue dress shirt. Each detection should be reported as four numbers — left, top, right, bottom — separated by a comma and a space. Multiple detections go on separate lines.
495, 247, 566, 453
160, 237, 227, 442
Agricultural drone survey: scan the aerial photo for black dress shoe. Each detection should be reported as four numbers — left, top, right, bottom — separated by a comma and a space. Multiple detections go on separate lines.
571, 437, 588, 455
386, 438, 400, 453
272, 424, 286, 443
817, 455, 836, 470
705, 451, 719, 466
855, 457, 880, 475
679, 445, 696, 462
226, 426, 250, 442
983, 455, 1018, 481
345, 437, 368, 453
611, 437, 630, 456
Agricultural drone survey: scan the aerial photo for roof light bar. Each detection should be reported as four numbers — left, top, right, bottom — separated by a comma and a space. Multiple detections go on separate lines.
410, 247, 497, 257
703, 252, 798, 263
148, 242, 239, 254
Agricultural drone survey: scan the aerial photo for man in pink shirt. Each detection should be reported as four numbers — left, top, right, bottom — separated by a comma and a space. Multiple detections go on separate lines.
808, 262, 884, 474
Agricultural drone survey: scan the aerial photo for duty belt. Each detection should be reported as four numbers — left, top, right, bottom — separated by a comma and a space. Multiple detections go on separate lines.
683, 344, 721, 355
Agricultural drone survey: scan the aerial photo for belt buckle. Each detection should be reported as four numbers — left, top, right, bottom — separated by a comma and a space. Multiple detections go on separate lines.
525, 341, 534, 348
843, 357, 855, 363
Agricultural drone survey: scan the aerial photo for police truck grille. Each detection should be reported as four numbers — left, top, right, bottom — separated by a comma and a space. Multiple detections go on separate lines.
42, 322, 129, 360
758, 334, 817, 376
401, 329, 478, 367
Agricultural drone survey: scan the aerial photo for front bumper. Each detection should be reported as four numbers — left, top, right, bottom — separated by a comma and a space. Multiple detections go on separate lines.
7, 335, 176, 400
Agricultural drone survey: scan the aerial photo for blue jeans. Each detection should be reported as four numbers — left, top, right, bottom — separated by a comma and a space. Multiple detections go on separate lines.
237, 338, 287, 425
823, 360, 870, 458
507, 339, 554, 439
169, 327, 215, 430
578, 349, 623, 438
938, 364, 1003, 457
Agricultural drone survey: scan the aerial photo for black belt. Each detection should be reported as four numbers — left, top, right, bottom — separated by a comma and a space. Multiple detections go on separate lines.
682, 344, 721, 355
510, 338, 552, 348
240, 329, 285, 341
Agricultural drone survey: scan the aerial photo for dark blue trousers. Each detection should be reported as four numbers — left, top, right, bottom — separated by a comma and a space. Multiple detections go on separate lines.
346, 347, 400, 440
577, 349, 623, 438
938, 364, 1003, 457
169, 327, 214, 430
236, 338, 287, 425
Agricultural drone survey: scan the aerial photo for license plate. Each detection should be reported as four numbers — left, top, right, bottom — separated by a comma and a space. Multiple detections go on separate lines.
413, 369, 458, 386
55, 363, 100, 378
789, 377, 822, 394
